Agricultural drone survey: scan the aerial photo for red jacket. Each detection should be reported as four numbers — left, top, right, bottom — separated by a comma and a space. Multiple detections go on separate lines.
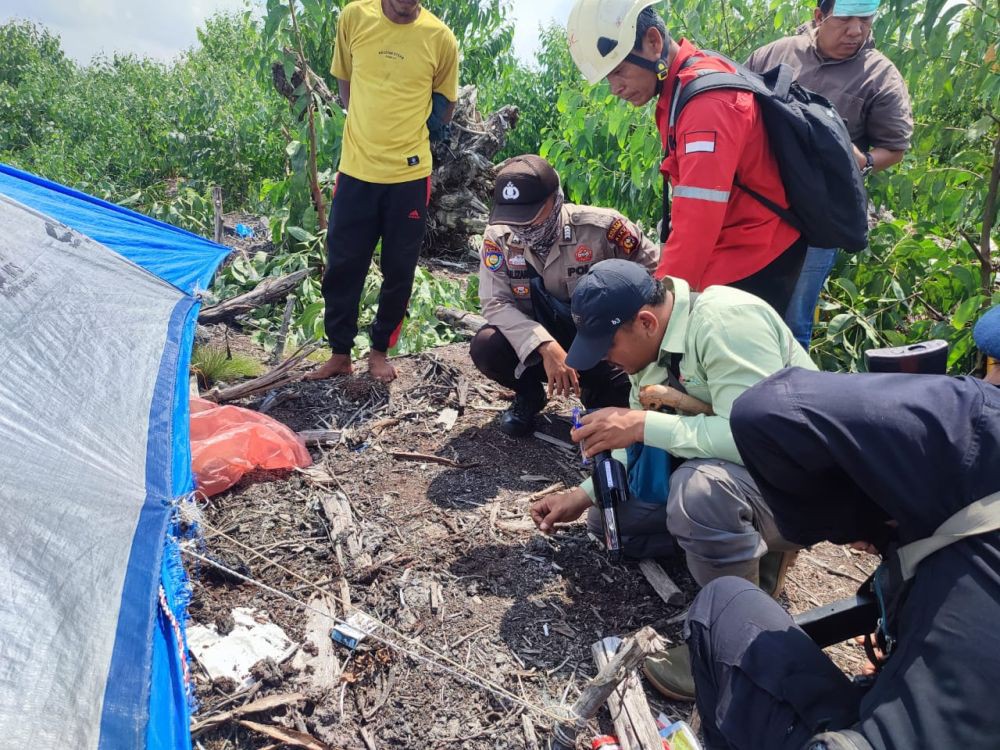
655, 40, 800, 290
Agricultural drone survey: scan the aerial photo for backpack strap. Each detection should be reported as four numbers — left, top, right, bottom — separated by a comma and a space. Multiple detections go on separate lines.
666, 57, 803, 233
895, 489, 1000, 580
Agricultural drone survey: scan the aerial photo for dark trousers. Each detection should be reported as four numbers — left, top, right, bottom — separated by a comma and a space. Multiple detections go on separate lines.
688, 577, 869, 750
468, 325, 631, 408
690, 369, 1000, 750
729, 236, 807, 318
321, 172, 430, 354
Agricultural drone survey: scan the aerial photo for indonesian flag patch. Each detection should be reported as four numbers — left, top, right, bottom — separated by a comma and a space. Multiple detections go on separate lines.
684, 131, 717, 154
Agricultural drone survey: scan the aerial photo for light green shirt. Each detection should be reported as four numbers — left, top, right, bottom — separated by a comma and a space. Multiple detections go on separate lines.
581, 277, 816, 499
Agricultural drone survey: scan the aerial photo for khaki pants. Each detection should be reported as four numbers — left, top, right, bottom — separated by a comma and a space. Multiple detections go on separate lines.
666, 459, 797, 586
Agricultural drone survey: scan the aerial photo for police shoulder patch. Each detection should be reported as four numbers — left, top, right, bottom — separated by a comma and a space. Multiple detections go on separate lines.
482, 239, 505, 273
607, 217, 638, 254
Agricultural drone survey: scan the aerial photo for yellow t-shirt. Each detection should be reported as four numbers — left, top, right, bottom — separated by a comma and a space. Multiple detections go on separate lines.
331, 0, 459, 184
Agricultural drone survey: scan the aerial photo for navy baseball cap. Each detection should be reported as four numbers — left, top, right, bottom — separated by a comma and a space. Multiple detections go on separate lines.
567, 259, 656, 371
974, 304, 1000, 359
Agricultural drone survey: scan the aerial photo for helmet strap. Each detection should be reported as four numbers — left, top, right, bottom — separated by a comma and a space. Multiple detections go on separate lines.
625, 52, 671, 81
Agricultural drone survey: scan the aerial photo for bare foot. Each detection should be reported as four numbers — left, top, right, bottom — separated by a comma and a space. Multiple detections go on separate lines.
304, 353, 353, 381
368, 350, 397, 383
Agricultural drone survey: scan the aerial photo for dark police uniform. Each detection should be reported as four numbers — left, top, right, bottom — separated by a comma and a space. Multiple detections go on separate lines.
686, 367, 1000, 749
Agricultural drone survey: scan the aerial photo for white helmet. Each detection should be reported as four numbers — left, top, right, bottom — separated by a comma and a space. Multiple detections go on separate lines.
566, 0, 664, 84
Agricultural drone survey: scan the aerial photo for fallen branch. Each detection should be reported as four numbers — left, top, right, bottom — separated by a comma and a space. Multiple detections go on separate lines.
202, 343, 318, 403
199, 269, 311, 324
591, 637, 663, 750
551, 626, 668, 750
191, 693, 305, 736
639, 559, 684, 607
390, 451, 479, 469
238, 719, 329, 750
434, 306, 488, 336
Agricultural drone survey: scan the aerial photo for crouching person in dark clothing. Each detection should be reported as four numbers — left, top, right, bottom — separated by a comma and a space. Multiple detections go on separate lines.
470, 155, 660, 436
686, 314, 1000, 750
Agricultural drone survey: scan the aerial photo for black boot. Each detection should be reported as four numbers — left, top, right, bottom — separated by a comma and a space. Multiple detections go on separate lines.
499, 391, 546, 437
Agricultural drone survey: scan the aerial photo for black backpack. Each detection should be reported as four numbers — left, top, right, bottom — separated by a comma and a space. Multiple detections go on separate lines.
663, 51, 869, 253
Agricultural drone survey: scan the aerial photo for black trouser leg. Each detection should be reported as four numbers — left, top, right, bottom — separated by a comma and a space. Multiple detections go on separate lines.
687, 577, 865, 750
470, 325, 631, 407
322, 173, 382, 355
469, 325, 547, 400
370, 176, 430, 352
729, 236, 807, 318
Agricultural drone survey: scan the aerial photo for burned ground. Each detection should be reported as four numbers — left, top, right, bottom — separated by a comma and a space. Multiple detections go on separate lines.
189, 340, 879, 750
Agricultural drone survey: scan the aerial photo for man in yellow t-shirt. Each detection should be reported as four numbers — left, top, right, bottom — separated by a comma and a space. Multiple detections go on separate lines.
307, 0, 459, 383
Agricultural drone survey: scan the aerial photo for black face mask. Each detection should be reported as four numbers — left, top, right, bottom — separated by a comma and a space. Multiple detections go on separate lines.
514, 193, 564, 259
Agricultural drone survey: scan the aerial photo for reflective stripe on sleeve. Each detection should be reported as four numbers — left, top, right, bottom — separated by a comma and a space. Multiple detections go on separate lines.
673, 186, 731, 203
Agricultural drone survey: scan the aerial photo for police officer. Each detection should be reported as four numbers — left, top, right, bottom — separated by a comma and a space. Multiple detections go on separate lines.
685, 309, 1000, 749
470, 155, 660, 436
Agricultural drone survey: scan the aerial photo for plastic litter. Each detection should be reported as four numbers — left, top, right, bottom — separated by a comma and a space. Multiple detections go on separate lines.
332, 611, 380, 650
190, 396, 311, 496
234, 223, 255, 238
186, 608, 295, 687
657, 714, 702, 750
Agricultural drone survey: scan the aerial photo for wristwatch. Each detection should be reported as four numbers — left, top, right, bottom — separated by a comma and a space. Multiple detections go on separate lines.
861, 151, 875, 177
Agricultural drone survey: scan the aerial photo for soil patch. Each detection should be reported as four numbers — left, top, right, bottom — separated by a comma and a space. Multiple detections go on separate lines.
188, 339, 879, 749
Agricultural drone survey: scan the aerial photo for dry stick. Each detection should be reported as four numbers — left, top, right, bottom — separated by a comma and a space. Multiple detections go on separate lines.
591, 637, 664, 750
212, 185, 224, 245
639, 559, 685, 607
390, 451, 479, 469
551, 626, 668, 750
270, 294, 297, 367
202, 342, 318, 402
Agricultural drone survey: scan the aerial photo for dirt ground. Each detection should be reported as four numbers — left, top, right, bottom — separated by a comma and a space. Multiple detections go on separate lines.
188, 334, 880, 750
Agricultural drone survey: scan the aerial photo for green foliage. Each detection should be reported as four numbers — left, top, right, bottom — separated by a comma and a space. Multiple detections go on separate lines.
534, 0, 998, 373
191, 345, 264, 388
0, 15, 290, 207
212, 239, 479, 358
4, 1, 996, 373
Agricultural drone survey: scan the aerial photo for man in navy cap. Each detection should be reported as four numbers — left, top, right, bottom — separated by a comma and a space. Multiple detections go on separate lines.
528, 258, 815, 700
683, 306, 1000, 748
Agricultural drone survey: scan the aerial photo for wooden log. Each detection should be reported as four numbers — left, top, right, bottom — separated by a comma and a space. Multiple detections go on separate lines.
291, 594, 341, 691
320, 491, 372, 569
551, 626, 668, 750
434, 306, 487, 336
639, 559, 685, 607
591, 637, 664, 750
199, 269, 311, 324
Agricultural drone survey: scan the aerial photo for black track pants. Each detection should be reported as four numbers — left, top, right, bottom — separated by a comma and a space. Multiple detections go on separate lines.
321, 172, 430, 354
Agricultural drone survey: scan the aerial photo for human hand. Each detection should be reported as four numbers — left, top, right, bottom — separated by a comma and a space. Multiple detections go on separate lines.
572, 407, 645, 457
852, 144, 868, 171
530, 488, 592, 534
538, 341, 580, 399
849, 541, 879, 555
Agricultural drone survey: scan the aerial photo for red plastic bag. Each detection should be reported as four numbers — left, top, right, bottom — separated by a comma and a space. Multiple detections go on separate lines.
190, 397, 312, 496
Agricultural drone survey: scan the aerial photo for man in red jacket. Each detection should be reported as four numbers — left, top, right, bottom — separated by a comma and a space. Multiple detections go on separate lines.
567, 0, 806, 316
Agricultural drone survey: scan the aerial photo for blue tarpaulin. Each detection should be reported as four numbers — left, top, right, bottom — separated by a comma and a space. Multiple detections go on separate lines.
0, 163, 229, 749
